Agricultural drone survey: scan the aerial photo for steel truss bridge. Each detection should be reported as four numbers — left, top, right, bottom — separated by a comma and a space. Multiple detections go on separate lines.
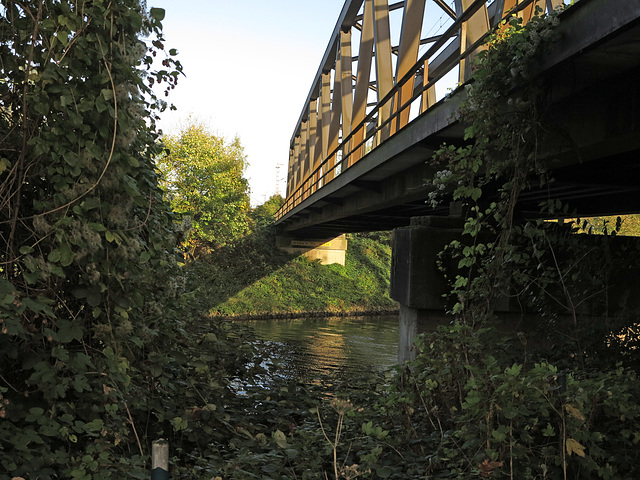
274, 0, 640, 237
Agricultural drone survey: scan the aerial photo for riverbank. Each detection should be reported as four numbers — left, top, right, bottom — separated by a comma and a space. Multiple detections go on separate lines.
211, 305, 399, 321
187, 228, 397, 317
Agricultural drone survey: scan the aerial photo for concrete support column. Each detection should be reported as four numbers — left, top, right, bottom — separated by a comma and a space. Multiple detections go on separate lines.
391, 216, 463, 362
398, 305, 419, 363
398, 305, 451, 363
276, 234, 348, 266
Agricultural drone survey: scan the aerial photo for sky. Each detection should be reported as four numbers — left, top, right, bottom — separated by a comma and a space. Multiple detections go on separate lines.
148, 0, 347, 206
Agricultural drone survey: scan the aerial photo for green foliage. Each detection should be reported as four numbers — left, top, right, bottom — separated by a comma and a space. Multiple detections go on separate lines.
0, 0, 189, 476
382, 324, 640, 479
188, 229, 396, 317
0, 2, 271, 478
250, 194, 285, 229
405, 7, 640, 479
156, 121, 250, 256
427, 7, 640, 368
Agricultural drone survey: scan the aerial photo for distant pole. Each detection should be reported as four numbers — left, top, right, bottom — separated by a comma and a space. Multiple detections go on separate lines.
275, 163, 281, 197
151, 439, 169, 480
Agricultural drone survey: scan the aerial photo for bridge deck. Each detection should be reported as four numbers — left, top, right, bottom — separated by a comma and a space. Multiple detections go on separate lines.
276, 0, 640, 237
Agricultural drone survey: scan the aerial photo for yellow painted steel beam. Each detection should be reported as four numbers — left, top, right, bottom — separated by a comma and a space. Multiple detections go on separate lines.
309, 99, 321, 193
287, 148, 294, 198
351, 0, 375, 166
301, 119, 309, 199
320, 72, 332, 188
320, 72, 332, 162
373, 0, 394, 143
392, 0, 427, 134
420, 59, 436, 113
282, 0, 566, 215
340, 30, 354, 166
457, 0, 490, 84
308, 100, 317, 179
327, 44, 343, 183
293, 135, 301, 202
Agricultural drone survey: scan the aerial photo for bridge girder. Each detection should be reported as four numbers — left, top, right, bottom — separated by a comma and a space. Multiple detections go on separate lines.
277, 0, 640, 236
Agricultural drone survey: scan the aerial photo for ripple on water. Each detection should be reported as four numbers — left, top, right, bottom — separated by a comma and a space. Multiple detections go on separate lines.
239, 315, 400, 382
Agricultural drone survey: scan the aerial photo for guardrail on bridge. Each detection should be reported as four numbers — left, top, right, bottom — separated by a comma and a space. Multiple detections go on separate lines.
276, 0, 567, 221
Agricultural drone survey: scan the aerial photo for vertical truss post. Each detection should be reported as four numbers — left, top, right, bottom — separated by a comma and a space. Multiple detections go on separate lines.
293, 135, 301, 205
301, 119, 309, 200
392, 0, 426, 134
456, 0, 490, 84
420, 58, 436, 113
327, 43, 343, 183
308, 99, 319, 193
287, 148, 294, 198
320, 72, 331, 188
373, 0, 394, 144
351, 0, 375, 166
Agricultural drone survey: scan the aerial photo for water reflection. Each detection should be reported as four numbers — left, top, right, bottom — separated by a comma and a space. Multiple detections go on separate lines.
238, 315, 399, 382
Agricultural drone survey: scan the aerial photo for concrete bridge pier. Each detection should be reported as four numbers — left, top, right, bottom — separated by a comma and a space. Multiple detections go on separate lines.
391, 216, 464, 362
391, 216, 640, 363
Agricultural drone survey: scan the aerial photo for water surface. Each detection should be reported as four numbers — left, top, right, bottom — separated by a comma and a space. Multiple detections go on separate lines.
240, 315, 399, 382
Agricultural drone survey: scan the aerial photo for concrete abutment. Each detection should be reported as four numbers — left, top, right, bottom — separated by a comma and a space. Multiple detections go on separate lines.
276, 234, 348, 266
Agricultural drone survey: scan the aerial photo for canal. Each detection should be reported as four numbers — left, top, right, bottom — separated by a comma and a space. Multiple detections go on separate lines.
239, 314, 400, 382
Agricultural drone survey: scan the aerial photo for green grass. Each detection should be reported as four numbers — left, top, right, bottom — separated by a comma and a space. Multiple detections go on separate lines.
186, 229, 397, 317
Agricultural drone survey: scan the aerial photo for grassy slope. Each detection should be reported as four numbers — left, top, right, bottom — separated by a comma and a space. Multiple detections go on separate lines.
187, 229, 397, 318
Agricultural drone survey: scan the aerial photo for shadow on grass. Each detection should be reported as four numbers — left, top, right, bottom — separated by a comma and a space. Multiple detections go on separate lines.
182, 229, 398, 318
183, 226, 294, 315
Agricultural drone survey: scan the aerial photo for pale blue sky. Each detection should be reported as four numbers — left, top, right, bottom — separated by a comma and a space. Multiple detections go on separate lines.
149, 0, 346, 205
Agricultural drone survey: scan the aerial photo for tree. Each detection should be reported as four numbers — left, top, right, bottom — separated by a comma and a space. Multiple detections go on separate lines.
0, 1, 186, 476
250, 194, 284, 228
157, 123, 250, 256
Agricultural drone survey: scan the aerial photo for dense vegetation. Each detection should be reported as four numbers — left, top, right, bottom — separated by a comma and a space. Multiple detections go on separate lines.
189, 229, 395, 318
0, 1, 193, 477
403, 8, 640, 478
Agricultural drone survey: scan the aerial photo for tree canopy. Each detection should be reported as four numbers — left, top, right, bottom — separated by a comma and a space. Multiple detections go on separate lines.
157, 123, 250, 255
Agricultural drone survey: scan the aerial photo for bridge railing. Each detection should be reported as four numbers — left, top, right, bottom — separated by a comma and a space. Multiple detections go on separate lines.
276, 0, 567, 221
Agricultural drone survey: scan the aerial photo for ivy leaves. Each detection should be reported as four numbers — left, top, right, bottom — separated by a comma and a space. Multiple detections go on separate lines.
429, 10, 562, 319
149, 7, 166, 22
0, 0, 184, 477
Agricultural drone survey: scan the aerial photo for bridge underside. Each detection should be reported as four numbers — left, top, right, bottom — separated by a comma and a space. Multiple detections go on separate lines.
276, 0, 640, 237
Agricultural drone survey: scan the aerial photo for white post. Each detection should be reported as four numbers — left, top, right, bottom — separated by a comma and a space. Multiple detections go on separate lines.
151, 439, 169, 480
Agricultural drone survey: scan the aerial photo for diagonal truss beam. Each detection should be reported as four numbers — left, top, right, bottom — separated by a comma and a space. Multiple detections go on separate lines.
279, 0, 568, 220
